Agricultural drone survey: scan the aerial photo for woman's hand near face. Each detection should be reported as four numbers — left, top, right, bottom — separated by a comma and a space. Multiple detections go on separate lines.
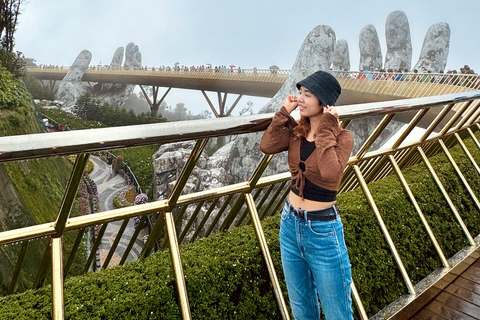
284, 94, 298, 113
324, 105, 339, 119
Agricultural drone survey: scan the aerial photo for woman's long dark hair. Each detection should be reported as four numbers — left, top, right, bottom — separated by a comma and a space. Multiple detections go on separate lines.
293, 116, 310, 139
292, 109, 324, 139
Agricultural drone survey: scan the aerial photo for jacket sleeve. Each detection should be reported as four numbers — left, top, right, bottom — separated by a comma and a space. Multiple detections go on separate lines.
260, 106, 297, 154
314, 113, 353, 181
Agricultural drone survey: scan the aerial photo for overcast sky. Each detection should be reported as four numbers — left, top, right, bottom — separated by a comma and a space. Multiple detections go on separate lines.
14, 0, 480, 114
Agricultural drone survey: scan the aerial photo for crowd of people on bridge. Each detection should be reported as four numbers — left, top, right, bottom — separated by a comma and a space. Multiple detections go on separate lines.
329, 64, 480, 88
31, 63, 480, 88
32, 63, 284, 75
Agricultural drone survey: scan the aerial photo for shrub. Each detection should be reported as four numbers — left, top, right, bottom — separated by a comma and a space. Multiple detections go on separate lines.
113, 185, 138, 209
113, 155, 124, 174
0, 63, 30, 110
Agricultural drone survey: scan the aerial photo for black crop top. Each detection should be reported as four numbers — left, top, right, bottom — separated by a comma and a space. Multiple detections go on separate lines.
291, 137, 337, 202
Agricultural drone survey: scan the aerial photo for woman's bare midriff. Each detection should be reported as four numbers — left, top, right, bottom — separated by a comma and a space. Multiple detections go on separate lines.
288, 191, 336, 210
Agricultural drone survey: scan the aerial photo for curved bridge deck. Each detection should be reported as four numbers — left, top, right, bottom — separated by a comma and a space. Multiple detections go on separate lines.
27, 67, 480, 102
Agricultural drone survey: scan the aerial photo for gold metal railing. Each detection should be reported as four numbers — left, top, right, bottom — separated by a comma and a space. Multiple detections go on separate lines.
2, 76, 480, 319
337, 71, 480, 99
26, 66, 289, 84
27, 66, 480, 98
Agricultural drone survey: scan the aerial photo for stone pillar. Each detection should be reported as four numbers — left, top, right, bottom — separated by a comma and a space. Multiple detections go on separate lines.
414, 22, 450, 73
384, 10, 412, 71
333, 39, 350, 71
359, 25, 382, 71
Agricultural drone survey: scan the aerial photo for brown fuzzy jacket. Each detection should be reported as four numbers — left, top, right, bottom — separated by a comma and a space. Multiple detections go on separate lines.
260, 106, 353, 197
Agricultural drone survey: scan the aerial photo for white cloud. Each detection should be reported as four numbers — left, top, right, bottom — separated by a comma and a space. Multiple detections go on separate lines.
15, 0, 480, 113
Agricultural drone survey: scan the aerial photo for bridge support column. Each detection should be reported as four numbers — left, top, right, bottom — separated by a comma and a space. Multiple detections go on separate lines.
139, 85, 171, 118
201, 90, 243, 118
49, 80, 56, 91
201, 91, 243, 148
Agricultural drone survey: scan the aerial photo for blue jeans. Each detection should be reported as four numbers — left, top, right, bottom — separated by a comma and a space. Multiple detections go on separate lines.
280, 202, 353, 320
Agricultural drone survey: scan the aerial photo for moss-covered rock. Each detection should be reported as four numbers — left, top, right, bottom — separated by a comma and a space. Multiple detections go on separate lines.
0, 66, 86, 295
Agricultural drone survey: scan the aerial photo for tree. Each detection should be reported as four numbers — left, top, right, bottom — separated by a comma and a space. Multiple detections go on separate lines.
0, 0, 25, 78
74, 93, 167, 127
171, 103, 189, 121
0, 0, 23, 52
23, 74, 55, 100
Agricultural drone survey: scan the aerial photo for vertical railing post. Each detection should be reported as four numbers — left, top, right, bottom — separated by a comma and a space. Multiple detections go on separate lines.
51, 237, 64, 320
55, 153, 90, 237
244, 192, 290, 320
455, 132, 480, 175
8, 240, 29, 294
353, 165, 416, 294
351, 282, 368, 320
388, 155, 449, 268
439, 139, 480, 213
165, 211, 191, 320
417, 146, 476, 246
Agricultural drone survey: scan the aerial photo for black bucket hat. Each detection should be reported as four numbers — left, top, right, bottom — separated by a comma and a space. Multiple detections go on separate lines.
296, 71, 341, 106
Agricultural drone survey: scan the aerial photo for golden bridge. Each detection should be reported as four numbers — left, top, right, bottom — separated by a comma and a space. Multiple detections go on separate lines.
4, 67, 480, 319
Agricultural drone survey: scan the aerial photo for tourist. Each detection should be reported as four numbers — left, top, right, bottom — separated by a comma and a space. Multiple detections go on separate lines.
260, 71, 354, 320
395, 69, 404, 81
107, 156, 113, 174
42, 118, 49, 131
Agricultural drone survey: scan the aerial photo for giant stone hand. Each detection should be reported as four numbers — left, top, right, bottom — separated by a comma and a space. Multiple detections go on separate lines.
55, 42, 142, 111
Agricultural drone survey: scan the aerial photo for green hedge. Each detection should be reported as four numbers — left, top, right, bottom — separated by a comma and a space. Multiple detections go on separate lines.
0, 133, 479, 319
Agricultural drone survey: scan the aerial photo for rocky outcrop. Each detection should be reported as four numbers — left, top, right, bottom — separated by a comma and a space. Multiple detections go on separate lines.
153, 140, 266, 240
92, 43, 141, 107
413, 22, 450, 73
384, 10, 412, 71
359, 25, 382, 71
333, 39, 350, 71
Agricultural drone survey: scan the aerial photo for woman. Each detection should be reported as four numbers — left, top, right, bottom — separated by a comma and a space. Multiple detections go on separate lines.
260, 71, 354, 320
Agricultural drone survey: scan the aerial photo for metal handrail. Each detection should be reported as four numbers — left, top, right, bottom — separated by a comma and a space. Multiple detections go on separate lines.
3, 91, 480, 162
3, 77, 480, 318
26, 66, 480, 97
26, 66, 289, 83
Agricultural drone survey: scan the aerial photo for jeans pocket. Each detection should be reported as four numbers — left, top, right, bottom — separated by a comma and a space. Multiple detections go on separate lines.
308, 220, 335, 236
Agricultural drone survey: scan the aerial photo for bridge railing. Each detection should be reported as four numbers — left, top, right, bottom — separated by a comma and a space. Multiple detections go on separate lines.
7, 70, 480, 319
336, 71, 480, 98
27, 66, 290, 83
27, 66, 480, 99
